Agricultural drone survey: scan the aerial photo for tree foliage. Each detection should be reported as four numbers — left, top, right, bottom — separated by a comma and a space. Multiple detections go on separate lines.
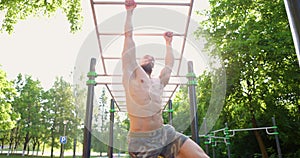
46, 77, 79, 157
195, 0, 300, 157
12, 74, 44, 156
0, 0, 83, 34
0, 68, 18, 131
0, 72, 80, 156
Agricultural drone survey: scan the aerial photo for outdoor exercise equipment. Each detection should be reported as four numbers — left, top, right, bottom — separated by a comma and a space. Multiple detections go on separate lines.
283, 0, 300, 66
83, 0, 199, 158
201, 117, 282, 158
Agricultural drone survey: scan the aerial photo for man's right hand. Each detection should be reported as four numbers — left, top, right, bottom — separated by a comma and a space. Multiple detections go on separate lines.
164, 32, 173, 44
125, 0, 137, 11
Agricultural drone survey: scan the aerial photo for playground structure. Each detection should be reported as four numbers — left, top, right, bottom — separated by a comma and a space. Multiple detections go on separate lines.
82, 0, 300, 158
283, 0, 300, 66
201, 117, 282, 158
83, 0, 200, 158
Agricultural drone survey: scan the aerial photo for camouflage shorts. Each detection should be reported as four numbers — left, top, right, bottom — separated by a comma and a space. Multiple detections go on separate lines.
128, 125, 188, 158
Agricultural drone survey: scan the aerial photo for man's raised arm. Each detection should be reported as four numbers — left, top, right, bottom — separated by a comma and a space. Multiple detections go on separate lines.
159, 32, 174, 86
122, 0, 137, 80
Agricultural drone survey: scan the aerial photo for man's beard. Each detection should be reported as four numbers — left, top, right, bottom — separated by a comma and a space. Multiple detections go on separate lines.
141, 63, 153, 75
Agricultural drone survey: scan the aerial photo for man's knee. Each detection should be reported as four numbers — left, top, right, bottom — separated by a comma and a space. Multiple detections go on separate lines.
177, 139, 209, 158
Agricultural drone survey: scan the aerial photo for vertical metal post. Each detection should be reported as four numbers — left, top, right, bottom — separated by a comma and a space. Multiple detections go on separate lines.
187, 61, 199, 144
108, 99, 115, 158
60, 123, 67, 158
73, 138, 76, 158
83, 58, 97, 158
283, 0, 300, 66
272, 117, 282, 158
204, 118, 209, 155
225, 123, 231, 158
212, 145, 216, 158
168, 100, 173, 125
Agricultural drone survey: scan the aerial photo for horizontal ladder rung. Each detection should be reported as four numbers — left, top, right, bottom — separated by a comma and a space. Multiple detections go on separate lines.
97, 82, 186, 85
99, 33, 185, 36
102, 57, 182, 60
93, 1, 190, 6
97, 74, 187, 77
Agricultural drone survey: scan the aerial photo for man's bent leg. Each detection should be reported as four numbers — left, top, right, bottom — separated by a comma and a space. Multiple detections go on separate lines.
176, 138, 210, 158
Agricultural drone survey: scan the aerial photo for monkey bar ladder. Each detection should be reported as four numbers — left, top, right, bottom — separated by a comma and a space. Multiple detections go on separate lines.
83, 1, 197, 157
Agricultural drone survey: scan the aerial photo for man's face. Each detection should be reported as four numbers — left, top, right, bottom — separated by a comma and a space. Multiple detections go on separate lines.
140, 55, 154, 75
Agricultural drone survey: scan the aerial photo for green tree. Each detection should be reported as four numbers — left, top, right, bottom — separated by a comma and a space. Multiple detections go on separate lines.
12, 74, 43, 156
46, 77, 78, 158
171, 70, 224, 132
92, 88, 109, 155
0, 68, 18, 131
0, 0, 83, 34
196, 0, 299, 157
72, 81, 87, 156
0, 68, 19, 153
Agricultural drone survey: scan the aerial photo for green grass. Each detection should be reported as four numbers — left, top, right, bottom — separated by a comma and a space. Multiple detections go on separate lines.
0, 155, 100, 158
0, 155, 79, 158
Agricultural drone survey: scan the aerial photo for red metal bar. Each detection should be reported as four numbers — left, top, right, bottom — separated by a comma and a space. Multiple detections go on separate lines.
176, 0, 195, 74
97, 82, 187, 85
102, 57, 182, 60
113, 96, 125, 98
93, 1, 191, 6
90, 0, 196, 113
97, 74, 187, 77
105, 84, 121, 111
90, 0, 107, 74
165, 84, 179, 107
110, 90, 124, 92
99, 33, 184, 36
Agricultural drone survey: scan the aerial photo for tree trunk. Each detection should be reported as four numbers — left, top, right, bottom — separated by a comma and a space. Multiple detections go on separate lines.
51, 131, 55, 158
22, 132, 30, 156
36, 141, 40, 156
1, 138, 4, 154
7, 134, 13, 156
13, 124, 20, 154
14, 138, 19, 154
27, 144, 30, 155
251, 114, 268, 158
42, 142, 45, 155
32, 138, 37, 155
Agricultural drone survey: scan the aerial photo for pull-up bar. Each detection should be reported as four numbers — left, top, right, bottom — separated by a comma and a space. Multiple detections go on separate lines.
93, 1, 191, 6
96, 74, 187, 77
99, 33, 185, 36
102, 57, 182, 60
96, 82, 188, 85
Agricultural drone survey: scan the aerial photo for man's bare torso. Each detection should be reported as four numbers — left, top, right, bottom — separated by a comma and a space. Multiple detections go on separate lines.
124, 76, 164, 132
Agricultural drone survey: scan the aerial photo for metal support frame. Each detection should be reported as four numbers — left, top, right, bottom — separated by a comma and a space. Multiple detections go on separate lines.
187, 61, 199, 144
272, 117, 282, 158
83, 58, 97, 158
225, 123, 231, 158
93, 1, 191, 6
204, 117, 282, 158
108, 99, 115, 158
89, 0, 195, 111
203, 118, 209, 155
86, 1, 197, 157
168, 100, 173, 125
283, 0, 300, 66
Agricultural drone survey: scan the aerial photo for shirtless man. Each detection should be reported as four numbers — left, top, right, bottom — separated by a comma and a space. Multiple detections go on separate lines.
122, 0, 209, 157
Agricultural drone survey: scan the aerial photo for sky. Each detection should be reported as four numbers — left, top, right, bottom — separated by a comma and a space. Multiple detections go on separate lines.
0, 0, 209, 90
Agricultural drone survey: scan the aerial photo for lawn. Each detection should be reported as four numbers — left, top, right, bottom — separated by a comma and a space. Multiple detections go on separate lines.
0, 154, 83, 158
0, 155, 104, 158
